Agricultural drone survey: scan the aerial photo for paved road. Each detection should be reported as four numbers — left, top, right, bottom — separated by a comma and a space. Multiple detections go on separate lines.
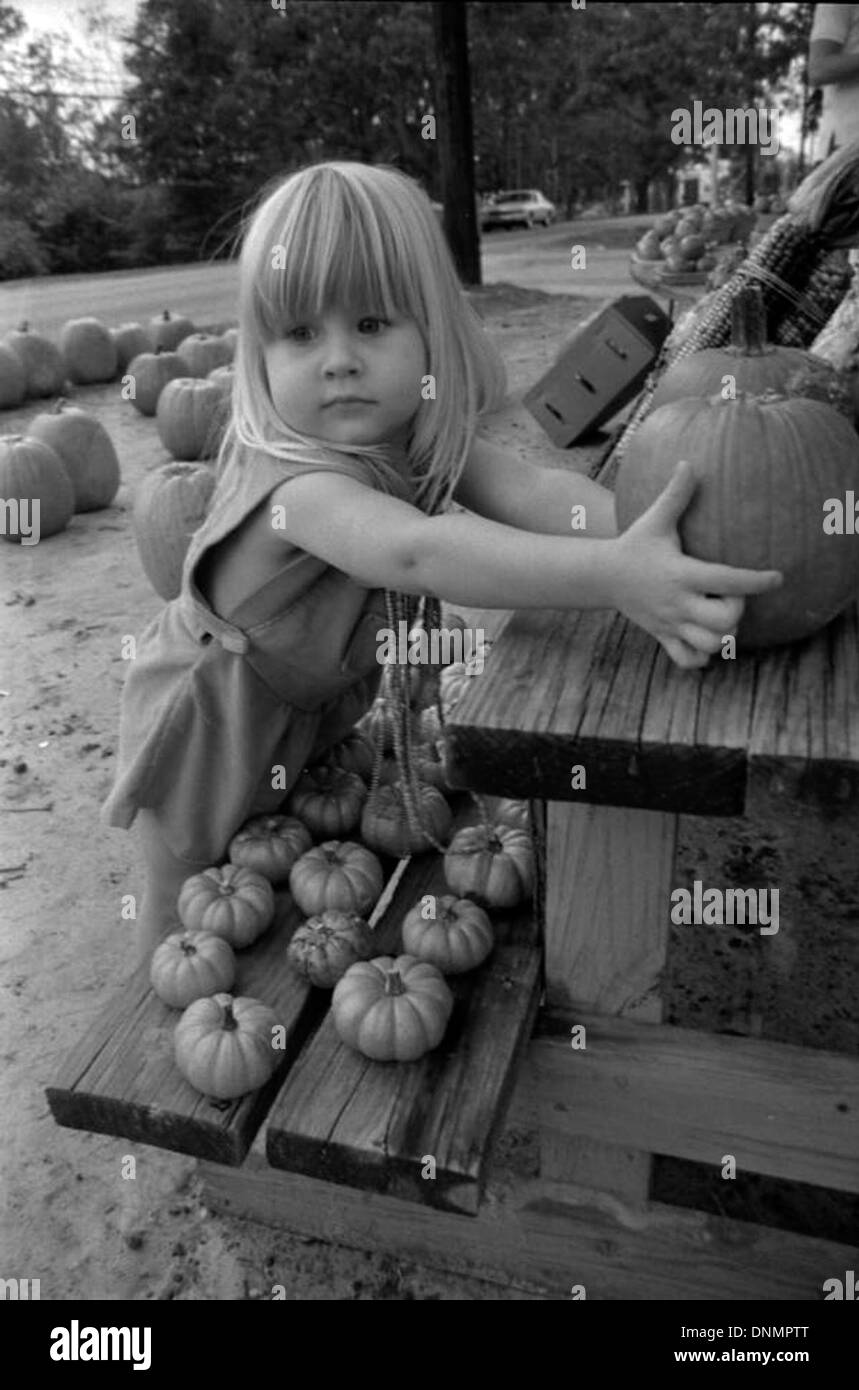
0, 217, 649, 336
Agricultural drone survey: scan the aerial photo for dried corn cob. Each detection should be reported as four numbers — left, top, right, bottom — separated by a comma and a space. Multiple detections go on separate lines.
773, 248, 851, 346
611, 139, 859, 461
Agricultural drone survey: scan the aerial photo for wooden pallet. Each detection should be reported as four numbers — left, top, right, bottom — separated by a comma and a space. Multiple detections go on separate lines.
46, 795, 543, 1206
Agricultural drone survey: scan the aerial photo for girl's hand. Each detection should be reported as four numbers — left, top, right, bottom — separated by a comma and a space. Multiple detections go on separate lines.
613, 458, 783, 668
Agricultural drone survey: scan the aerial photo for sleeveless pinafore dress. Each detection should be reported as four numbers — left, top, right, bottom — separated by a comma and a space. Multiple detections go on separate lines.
101, 445, 418, 865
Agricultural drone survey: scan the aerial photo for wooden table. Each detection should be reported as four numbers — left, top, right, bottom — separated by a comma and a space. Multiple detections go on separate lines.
443, 443, 859, 1208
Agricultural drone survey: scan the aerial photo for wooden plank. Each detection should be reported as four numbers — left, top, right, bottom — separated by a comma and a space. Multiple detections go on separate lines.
199, 1149, 859, 1300
528, 1017, 859, 1195
265, 800, 542, 1215
46, 889, 338, 1165
443, 597, 859, 814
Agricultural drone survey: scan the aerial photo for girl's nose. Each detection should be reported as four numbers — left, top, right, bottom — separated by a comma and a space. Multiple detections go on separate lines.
322, 329, 363, 376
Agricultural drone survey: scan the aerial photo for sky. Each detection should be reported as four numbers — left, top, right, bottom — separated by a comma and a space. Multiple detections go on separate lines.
12, 0, 137, 90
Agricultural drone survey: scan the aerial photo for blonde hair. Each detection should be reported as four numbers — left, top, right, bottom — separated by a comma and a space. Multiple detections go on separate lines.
217, 160, 507, 515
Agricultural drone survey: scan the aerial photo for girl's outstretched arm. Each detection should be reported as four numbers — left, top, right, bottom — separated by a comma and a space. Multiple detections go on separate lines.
454, 435, 617, 538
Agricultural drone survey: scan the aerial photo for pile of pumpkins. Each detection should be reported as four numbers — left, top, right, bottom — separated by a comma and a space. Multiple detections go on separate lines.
155, 708, 534, 1100
635, 202, 757, 275
0, 398, 121, 543
614, 283, 859, 649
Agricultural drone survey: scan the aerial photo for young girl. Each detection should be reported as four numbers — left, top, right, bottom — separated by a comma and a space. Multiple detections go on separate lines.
102, 160, 782, 961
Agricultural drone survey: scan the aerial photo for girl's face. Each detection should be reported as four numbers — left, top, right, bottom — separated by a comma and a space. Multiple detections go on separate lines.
264, 303, 427, 451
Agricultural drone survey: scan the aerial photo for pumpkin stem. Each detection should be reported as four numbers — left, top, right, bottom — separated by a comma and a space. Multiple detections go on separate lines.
53, 397, 67, 414
730, 283, 770, 357
220, 999, 238, 1030
180, 938, 198, 957
384, 969, 406, 996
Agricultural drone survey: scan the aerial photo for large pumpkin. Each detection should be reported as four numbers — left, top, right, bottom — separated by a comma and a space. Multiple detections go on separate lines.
331, 955, 454, 1061
132, 461, 216, 599
360, 781, 452, 857
156, 377, 227, 460
174, 992, 280, 1099
614, 392, 859, 649
125, 348, 186, 416
651, 286, 846, 412
0, 435, 74, 542
177, 332, 233, 377
3, 322, 65, 398
110, 321, 150, 373
27, 400, 120, 512
59, 316, 118, 384
148, 309, 196, 352
289, 840, 384, 917
0, 344, 26, 410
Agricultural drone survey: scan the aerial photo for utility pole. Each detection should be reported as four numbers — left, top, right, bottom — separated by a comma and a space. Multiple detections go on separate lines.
432, 2, 480, 284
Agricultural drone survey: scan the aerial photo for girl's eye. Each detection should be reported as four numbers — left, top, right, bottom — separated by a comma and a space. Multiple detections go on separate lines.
359, 316, 389, 333
285, 326, 313, 342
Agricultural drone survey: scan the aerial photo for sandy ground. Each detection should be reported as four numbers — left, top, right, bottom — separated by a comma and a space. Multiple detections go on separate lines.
0, 283, 596, 1301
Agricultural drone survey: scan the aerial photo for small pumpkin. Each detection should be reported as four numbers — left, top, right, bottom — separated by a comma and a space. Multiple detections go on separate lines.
177, 864, 275, 948
444, 823, 534, 909
149, 930, 236, 1008
125, 348, 186, 416
177, 331, 234, 377
332, 955, 454, 1061
148, 308, 197, 353
221, 327, 239, 359
288, 765, 367, 838
361, 781, 452, 858
321, 731, 374, 781
286, 909, 374, 988
0, 435, 74, 542
110, 321, 150, 372
156, 377, 228, 460
3, 322, 65, 398
0, 343, 26, 409
132, 461, 216, 599
401, 895, 493, 974
27, 399, 120, 512
289, 840, 384, 917
228, 814, 312, 884
494, 798, 531, 833
59, 316, 118, 384
614, 391, 859, 648
439, 638, 491, 716
174, 992, 280, 1099
356, 698, 397, 754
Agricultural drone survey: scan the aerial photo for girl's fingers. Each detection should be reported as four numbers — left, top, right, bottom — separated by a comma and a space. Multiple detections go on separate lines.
675, 622, 727, 655
690, 561, 783, 597
684, 593, 745, 633
660, 635, 710, 669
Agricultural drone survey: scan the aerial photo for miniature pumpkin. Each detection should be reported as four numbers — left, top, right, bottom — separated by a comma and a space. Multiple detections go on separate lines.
361, 781, 452, 857
614, 391, 859, 648
439, 639, 491, 715
27, 399, 120, 512
356, 697, 397, 754
148, 308, 196, 352
444, 823, 534, 909
288, 765, 367, 838
174, 992, 280, 1099
651, 286, 844, 412
221, 327, 239, 359
176, 332, 233, 377
3, 322, 65, 398
156, 377, 227, 459
59, 316, 118, 384
289, 840, 384, 917
132, 461, 216, 599
228, 814, 312, 884
110, 321, 150, 372
494, 798, 531, 833
125, 348, 186, 416
401, 895, 493, 974
177, 864, 275, 948
332, 955, 454, 1061
286, 909, 374, 988
150, 930, 236, 1008
322, 731, 374, 781
0, 343, 26, 409
0, 435, 74, 542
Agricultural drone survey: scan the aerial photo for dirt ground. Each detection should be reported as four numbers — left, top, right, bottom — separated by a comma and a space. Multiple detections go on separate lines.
0, 283, 594, 1301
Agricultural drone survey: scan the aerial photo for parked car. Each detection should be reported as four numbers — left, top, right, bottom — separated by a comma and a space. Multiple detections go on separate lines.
480, 189, 557, 230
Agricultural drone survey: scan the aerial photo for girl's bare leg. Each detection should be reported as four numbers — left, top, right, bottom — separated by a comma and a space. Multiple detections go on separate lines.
134, 810, 212, 966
